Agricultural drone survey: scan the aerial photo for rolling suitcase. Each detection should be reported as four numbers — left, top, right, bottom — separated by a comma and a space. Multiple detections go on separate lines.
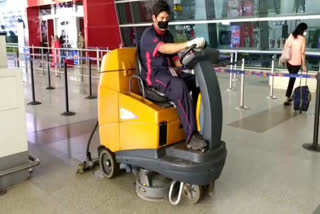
293, 71, 311, 113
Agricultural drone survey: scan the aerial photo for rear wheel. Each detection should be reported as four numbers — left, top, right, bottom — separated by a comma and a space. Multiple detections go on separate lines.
183, 184, 203, 204
99, 148, 119, 178
206, 181, 216, 197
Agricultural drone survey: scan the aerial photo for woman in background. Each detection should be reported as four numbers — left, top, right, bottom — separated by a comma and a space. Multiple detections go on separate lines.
52, 35, 61, 76
284, 23, 308, 105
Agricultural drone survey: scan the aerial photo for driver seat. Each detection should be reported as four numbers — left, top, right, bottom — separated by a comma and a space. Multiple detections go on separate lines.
136, 42, 169, 103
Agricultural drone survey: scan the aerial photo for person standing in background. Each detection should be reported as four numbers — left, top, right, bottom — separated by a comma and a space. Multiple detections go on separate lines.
77, 32, 84, 65
52, 35, 61, 76
284, 23, 308, 105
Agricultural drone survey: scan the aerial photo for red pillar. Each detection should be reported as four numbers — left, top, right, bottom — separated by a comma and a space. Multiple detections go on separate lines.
83, 0, 122, 49
27, 7, 41, 47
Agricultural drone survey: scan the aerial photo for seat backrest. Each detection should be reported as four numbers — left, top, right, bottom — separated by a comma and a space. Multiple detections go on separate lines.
135, 41, 169, 103
136, 41, 145, 78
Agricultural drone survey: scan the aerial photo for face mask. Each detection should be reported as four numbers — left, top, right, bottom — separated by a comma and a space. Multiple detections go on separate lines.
158, 21, 169, 30
303, 31, 307, 36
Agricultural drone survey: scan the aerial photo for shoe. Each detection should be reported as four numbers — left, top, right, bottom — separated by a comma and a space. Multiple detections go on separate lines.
283, 97, 292, 106
186, 133, 208, 152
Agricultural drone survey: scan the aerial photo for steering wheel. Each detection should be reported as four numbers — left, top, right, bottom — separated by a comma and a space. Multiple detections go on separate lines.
180, 44, 197, 63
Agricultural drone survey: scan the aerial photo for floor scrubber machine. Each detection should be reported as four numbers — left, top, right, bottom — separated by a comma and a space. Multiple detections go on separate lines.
78, 44, 227, 205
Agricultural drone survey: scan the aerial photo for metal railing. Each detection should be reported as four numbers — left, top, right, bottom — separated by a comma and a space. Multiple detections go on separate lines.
219, 49, 320, 56
6, 44, 320, 153
219, 49, 320, 108
6, 44, 110, 72
6, 44, 320, 111
5, 44, 320, 155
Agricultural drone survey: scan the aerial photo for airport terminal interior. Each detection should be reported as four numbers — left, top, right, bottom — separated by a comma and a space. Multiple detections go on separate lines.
1, 0, 320, 213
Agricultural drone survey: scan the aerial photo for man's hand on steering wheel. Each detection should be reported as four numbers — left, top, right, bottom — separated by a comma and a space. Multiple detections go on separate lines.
180, 37, 206, 62
187, 37, 206, 50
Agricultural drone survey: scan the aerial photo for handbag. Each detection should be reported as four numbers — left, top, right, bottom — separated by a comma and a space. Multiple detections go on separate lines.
279, 35, 292, 65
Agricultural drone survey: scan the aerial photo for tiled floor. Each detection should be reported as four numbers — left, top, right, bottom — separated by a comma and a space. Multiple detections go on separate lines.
1, 62, 320, 214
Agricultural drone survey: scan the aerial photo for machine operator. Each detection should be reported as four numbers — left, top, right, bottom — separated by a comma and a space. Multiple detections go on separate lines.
139, 0, 207, 150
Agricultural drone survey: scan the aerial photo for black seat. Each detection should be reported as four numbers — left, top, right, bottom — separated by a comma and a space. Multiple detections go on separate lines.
136, 42, 169, 103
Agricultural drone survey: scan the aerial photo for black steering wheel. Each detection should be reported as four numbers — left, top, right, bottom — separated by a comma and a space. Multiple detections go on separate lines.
180, 44, 197, 63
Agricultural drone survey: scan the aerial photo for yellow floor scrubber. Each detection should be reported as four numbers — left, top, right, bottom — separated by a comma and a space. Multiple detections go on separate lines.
80, 45, 227, 205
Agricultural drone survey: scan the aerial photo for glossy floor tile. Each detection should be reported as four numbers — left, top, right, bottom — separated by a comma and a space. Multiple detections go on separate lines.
228, 104, 296, 132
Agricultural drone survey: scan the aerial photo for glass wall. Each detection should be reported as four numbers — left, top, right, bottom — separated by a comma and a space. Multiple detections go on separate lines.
116, 0, 320, 24
38, 2, 85, 49
116, 0, 320, 68
0, 0, 27, 44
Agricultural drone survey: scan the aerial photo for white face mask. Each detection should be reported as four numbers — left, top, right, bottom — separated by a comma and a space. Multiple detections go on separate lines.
303, 31, 307, 36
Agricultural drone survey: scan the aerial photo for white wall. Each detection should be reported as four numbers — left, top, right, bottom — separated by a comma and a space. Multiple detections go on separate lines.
0, 0, 27, 35
0, 35, 8, 68
0, 68, 28, 158
0, 0, 28, 46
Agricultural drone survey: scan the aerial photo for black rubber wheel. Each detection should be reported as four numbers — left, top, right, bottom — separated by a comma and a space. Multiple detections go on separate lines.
0, 189, 7, 196
207, 181, 215, 197
99, 148, 119, 178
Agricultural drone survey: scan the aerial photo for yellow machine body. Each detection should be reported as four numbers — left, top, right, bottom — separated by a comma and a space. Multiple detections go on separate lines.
98, 48, 185, 153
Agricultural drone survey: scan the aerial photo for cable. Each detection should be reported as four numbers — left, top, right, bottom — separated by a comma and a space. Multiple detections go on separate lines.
86, 121, 99, 161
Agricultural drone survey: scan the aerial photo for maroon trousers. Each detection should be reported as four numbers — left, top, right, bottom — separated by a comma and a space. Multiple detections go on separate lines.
150, 71, 199, 141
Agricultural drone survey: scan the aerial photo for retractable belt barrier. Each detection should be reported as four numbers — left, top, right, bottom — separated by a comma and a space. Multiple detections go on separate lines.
16, 54, 320, 152
23, 53, 97, 63
214, 67, 317, 79
216, 64, 320, 153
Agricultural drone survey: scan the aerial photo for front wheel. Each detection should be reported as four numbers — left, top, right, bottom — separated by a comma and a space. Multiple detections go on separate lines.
99, 148, 119, 178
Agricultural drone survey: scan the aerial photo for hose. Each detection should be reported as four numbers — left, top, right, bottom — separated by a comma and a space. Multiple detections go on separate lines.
86, 121, 99, 161
168, 180, 184, 205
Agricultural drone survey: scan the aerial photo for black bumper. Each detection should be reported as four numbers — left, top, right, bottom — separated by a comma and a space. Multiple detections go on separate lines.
116, 141, 227, 185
